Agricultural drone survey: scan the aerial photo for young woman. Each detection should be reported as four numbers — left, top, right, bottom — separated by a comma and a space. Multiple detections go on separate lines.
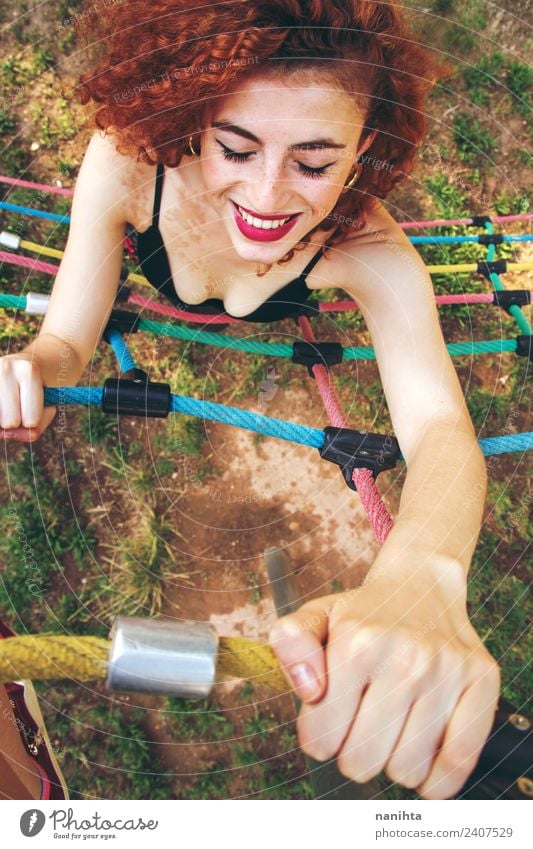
0, 1, 499, 799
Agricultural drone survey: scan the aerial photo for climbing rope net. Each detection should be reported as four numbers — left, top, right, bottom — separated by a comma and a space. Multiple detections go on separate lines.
0, 174, 531, 689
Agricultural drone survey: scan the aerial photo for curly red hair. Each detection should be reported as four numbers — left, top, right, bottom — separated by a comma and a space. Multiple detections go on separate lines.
74, 0, 450, 269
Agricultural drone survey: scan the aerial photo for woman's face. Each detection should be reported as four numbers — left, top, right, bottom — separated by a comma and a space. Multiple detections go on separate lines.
197, 73, 376, 265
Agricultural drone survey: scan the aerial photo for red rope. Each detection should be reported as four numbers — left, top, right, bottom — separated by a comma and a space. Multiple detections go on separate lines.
0, 175, 73, 197
0, 251, 58, 276
297, 315, 394, 544
128, 292, 240, 323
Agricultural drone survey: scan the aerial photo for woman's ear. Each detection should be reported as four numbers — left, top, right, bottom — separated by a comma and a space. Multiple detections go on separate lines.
357, 129, 378, 159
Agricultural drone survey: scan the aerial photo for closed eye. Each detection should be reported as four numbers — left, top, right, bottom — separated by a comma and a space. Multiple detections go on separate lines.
216, 140, 335, 179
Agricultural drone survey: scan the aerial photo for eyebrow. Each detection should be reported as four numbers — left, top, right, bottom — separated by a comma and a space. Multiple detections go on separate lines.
211, 120, 347, 150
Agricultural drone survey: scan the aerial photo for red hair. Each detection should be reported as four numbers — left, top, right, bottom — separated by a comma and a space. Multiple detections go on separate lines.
74, 0, 450, 269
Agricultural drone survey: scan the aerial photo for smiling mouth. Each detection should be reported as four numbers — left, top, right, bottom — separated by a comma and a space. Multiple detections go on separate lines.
231, 200, 300, 230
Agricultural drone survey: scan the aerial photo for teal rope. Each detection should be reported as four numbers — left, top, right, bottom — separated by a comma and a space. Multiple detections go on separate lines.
479, 433, 533, 455
137, 317, 518, 359
42, 387, 532, 458
483, 223, 532, 336
137, 319, 292, 355
0, 294, 26, 309
103, 328, 136, 373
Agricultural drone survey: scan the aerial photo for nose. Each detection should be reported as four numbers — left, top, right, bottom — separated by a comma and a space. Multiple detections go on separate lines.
247, 153, 294, 214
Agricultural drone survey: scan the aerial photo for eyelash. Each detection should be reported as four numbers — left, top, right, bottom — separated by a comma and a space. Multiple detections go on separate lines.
217, 141, 333, 179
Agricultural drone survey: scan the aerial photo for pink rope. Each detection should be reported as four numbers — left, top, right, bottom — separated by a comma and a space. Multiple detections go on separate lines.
0, 175, 73, 197
400, 213, 533, 229
318, 292, 531, 313
0, 250, 58, 275
297, 314, 394, 544
436, 293, 495, 305
128, 292, 240, 323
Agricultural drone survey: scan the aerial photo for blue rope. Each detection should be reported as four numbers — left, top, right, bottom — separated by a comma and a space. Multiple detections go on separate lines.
478, 434, 533, 455
0, 202, 70, 224
410, 234, 532, 244
169, 394, 325, 447
42, 387, 533, 458
1, 200, 530, 247
103, 328, 136, 373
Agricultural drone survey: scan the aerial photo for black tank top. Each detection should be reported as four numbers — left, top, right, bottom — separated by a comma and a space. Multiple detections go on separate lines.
135, 163, 325, 322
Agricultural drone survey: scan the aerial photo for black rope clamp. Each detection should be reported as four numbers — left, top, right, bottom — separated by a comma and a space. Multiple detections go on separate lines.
470, 215, 492, 227
516, 335, 533, 361
291, 303, 319, 320
477, 259, 507, 279
292, 340, 343, 377
478, 233, 505, 246
102, 369, 171, 417
493, 290, 531, 313
114, 285, 132, 304
319, 426, 400, 491
105, 308, 140, 335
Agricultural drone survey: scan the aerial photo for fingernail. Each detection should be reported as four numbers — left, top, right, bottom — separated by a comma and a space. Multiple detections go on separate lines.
286, 662, 320, 700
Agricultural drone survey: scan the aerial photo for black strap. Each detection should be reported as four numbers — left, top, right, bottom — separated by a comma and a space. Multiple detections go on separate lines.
152, 163, 165, 227
299, 245, 324, 281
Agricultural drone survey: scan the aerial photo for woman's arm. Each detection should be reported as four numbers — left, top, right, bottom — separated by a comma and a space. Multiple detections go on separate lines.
1, 132, 132, 441
269, 204, 499, 799
337, 201, 487, 580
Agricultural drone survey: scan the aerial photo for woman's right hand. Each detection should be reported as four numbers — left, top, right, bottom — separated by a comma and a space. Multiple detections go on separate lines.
0, 354, 56, 442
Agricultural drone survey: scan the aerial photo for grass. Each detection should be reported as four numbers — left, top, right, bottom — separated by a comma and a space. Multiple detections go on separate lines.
452, 113, 497, 166
96, 501, 190, 620
506, 61, 533, 118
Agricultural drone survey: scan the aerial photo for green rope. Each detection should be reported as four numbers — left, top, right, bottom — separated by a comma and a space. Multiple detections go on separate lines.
484, 223, 532, 336
138, 318, 518, 359
0, 294, 26, 309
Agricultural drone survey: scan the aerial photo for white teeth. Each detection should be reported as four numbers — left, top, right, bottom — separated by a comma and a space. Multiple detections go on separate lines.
237, 205, 291, 229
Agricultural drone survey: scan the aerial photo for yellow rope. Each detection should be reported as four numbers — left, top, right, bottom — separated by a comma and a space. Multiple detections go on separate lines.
15, 240, 533, 278
0, 634, 288, 693
0, 635, 109, 682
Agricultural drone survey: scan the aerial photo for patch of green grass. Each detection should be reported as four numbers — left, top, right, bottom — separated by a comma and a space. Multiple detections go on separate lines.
30, 45, 55, 75
43, 697, 173, 800
0, 109, 16, 134
506, 61, 532, 117
463, 51, 506, 107
492, 191, 530, 216
0, 452, 94, 619
246, 570, 264, 604
95, 502, 188, 620
163, 696, 235, 741
423, 175, 471, 219
452, 113, 497, 165
468, 537, 531, 709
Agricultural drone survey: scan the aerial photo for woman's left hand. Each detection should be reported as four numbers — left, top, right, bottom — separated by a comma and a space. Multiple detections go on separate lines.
268, 563, 500, 799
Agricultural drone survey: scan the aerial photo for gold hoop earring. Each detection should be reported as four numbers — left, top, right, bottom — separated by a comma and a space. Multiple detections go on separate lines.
188, 134, 200, 156
341, 162, 362, 193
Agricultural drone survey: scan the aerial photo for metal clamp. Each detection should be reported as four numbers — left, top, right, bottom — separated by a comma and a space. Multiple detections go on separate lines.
0, 231, 21, 250
106, 616, 219, 697
25, 292, 50, 315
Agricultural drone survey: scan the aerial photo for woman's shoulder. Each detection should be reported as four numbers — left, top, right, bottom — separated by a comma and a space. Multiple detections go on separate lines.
77, 131, 157, 230
319, 200, 423, 300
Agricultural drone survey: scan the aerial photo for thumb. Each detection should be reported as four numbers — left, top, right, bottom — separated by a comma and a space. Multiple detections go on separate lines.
269, 596, 334, 704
